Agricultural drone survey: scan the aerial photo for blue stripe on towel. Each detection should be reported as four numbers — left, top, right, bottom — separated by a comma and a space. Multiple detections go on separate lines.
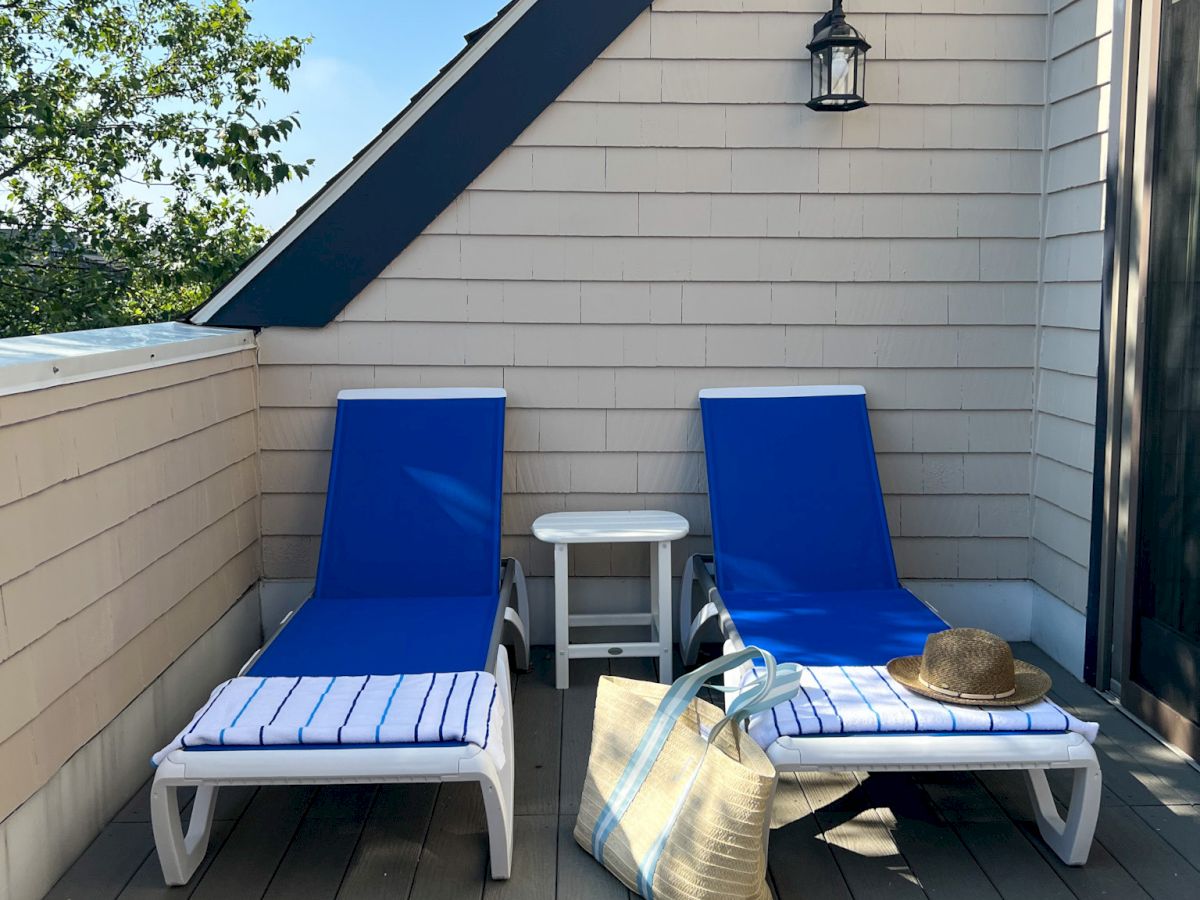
261, 676, 302, 745
438, 673, 460, 741
338, 676, 371, 744
798, 683, 822, 734
872, 667, 919, 730
414, 673, 438, 742
299, 676, 336, 744
839, 666, 881, 732
181, 680, 233, 749
376, 675, 404, 742
807, 668, 843, 733
221, 678, 267, 745
462, 673, 480, 737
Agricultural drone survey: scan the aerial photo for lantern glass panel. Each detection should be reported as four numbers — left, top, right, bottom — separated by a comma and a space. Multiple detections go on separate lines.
811, 49, 829, 98
830, 45, 855, 99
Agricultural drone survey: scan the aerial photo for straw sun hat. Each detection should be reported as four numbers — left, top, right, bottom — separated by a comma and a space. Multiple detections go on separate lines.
887, 628, 1052, 707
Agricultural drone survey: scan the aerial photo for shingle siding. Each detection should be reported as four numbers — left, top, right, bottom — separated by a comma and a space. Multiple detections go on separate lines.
259, 2, 1058, 592
1031, 0, 1113, 613
0, 350, 261, 823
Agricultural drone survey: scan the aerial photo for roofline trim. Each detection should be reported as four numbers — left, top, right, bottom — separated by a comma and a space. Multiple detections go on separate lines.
190, 0, 541, 326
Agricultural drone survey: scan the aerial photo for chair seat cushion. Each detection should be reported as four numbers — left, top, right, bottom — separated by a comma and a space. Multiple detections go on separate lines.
722, 587, 947, 667
248, 594, 501, 677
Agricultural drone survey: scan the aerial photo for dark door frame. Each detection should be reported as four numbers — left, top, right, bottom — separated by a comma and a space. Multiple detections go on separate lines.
1091, 0, 1200, 760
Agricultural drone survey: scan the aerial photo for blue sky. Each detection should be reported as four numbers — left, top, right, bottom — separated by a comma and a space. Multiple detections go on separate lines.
249, 0, 501, 230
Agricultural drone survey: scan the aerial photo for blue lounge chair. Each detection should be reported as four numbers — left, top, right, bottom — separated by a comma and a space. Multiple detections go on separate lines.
151, 388, 529, 883
681, 386, 1101, 865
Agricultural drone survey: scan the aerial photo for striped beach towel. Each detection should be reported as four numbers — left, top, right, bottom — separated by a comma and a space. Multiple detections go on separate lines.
743, 665, 1098, 749
152, 672, 502, 767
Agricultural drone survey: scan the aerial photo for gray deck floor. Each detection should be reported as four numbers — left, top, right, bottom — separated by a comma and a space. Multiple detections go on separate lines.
45, 644, 1200, 900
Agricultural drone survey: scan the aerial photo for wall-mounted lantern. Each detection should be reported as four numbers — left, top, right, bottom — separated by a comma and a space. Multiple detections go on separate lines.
806, 0, 870, 112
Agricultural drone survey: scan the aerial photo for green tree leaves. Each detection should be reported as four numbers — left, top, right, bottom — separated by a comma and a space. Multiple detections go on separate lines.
0, 0, 311, 336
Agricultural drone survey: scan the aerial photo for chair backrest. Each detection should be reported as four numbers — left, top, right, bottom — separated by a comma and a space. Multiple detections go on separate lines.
313, 388, 505, 601
699, 386, 899, 595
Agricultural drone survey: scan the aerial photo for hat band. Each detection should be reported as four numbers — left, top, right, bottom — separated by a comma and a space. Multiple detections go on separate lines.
917, 673, 1016, 701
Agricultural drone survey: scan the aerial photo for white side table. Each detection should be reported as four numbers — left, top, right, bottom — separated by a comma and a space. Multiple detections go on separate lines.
532, 510, 689, 689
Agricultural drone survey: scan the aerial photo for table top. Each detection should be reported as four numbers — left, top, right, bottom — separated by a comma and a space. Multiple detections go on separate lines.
532, 510, 690, 544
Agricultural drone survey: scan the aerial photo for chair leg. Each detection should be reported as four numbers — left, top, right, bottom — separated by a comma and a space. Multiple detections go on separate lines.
503, 607, 530, 672
500, 558, 531, 671
680, 554, 698, 664
1024, 753, 1102, 866
151, 778, 218, 885
482, 651, 515, 879
684, 602, 718, 667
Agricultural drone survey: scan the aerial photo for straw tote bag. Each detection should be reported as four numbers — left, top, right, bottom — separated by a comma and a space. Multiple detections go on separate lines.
575, 648, 801, 900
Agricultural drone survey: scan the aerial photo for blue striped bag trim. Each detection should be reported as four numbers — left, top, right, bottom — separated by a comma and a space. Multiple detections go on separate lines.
589, 646, 775, 863
634, 661, 803, 897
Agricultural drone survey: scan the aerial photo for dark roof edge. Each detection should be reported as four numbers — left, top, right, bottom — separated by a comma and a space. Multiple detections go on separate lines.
191, 0, 652, 329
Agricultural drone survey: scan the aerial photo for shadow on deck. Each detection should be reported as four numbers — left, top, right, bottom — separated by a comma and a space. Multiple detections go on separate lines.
45, 645, 1200, 900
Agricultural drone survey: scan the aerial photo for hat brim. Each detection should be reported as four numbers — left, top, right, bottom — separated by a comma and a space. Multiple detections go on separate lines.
886, 655, 1052, 707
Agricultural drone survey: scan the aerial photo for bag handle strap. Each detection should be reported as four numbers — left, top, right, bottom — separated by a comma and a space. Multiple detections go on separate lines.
709, 659, 805, 745
591, 647, 795, 863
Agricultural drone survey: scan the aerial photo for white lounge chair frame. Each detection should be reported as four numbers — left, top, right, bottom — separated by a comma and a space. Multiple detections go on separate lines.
151, 557, 530, 884
681, 555, 1102, 866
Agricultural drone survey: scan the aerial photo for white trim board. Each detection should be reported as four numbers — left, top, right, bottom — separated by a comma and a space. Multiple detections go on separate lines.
190, 0, 541, 326
0, 323, 252, 397
906, 579, 1086, 679
338, 387, 506, 401
698, 385, 866, 399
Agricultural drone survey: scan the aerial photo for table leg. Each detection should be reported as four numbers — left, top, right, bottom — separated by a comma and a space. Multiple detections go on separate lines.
657, 540, 673, 684
554, 542, 570, 690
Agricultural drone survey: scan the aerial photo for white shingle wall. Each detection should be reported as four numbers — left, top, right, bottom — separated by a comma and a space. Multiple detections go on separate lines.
259, 1, 1053, 589
1031, 0, 1112, 613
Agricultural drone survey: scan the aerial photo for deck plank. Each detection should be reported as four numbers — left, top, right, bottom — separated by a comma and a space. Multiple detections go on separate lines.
408, 783, 488, 900
189, 786, 316, 900
608, 657, 658, 681
918, 773, 1010, 823
558, 659, 608, 817
482, 815, 558, 900
555, 815, 628, 900
44, 823, 156, 900
1132, 804, 1200, 870
768, 773, 852, 900
115, 819, 237, 900
799, 772, 927, 899
952, 821, 1075, 900
261, 820, 365, 900
334, 784, 437, 900
861, 773, 1002, 900
1020, 822, 1152, 900
514, 649, 564, 817
1093, 804, 1200, 899
211, 786, 259, 821
260, 786, 376, 900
